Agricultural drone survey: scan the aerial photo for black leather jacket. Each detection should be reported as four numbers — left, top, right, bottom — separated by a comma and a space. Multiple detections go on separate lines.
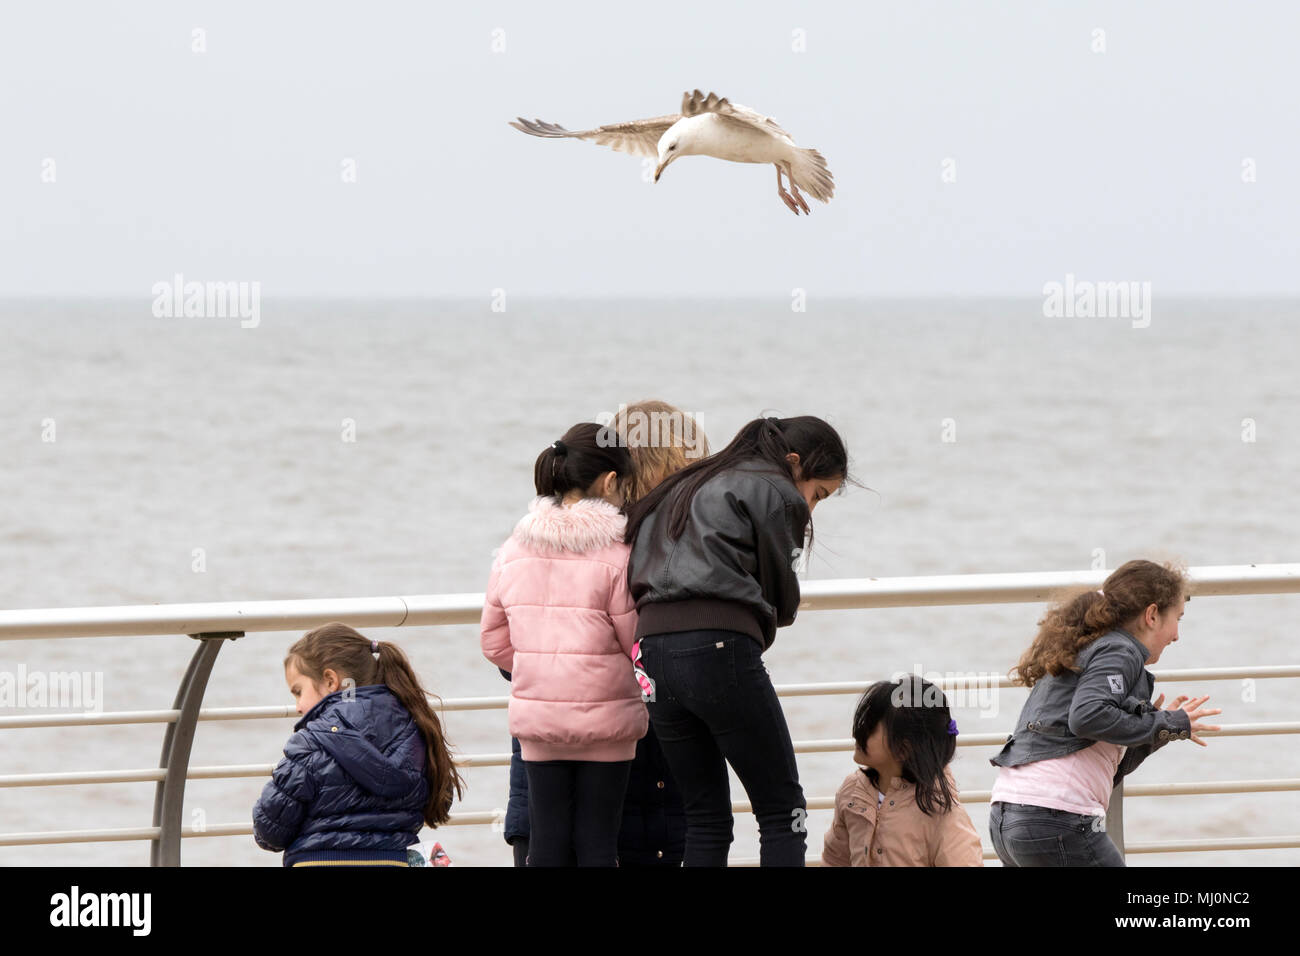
990, 629, 1193, 784
627, 459, 811, 650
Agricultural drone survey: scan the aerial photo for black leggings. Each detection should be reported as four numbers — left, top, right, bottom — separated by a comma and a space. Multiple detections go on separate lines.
524, 759, 632, 867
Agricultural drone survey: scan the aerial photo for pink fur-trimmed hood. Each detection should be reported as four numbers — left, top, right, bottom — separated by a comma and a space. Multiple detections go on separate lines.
510, 496, 627, 553
481, 494, 646, 763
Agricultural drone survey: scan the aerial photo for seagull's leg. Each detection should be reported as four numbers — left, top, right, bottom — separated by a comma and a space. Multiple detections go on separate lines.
782, 162, 811, 214
775, 164, 801, 215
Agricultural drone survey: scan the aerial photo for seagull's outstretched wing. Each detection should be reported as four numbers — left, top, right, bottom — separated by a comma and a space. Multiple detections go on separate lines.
680, 88, 834, 203
679, 89, 792, 141
509, 114, 680, 159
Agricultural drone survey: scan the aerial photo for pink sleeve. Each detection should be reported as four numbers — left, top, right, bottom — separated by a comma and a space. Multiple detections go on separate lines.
933, 802, 985, 867
480, 551, 514, 673
821, 802, 851, 867
608, 558, 638, 659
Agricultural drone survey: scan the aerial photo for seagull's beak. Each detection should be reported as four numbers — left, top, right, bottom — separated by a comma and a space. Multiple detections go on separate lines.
654, 159, 667, 183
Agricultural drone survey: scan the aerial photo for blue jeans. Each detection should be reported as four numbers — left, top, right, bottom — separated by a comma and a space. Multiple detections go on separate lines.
989, 801, 1126, 867
638, 629, 806, 866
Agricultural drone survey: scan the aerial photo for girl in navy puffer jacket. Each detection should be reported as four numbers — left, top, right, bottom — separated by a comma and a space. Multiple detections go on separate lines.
253, 623, 466, 867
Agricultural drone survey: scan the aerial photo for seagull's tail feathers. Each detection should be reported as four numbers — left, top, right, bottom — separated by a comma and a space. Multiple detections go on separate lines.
509, 118, 576, 138
790, 148, 835, 203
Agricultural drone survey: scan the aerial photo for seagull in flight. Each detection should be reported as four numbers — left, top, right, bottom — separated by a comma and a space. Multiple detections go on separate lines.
510, 89, 834, 215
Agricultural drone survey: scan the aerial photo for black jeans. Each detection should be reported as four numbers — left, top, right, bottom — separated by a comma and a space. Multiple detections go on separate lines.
989, 801, 1126, 867
523, 759, 632, 867
638, 629, 807, 866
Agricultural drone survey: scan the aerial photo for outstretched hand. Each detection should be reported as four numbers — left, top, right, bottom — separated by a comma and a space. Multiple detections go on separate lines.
1153, 693, 1223, 747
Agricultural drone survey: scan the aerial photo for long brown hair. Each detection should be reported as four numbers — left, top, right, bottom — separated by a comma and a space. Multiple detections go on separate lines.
1010, 559, 1189, 687
286, 622, 465, 827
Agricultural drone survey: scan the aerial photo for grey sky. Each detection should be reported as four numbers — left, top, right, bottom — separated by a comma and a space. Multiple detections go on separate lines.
2, 1, 1297, 297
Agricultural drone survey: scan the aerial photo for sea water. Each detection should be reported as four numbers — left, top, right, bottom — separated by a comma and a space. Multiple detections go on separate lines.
0, 297, 1296, 865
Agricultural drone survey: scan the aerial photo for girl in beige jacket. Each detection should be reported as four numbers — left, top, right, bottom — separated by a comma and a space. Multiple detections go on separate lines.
822, 678, 984, 867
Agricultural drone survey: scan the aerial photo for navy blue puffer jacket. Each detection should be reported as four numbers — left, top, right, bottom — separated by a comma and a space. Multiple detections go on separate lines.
253, 684, 429, 866
618, 724, 685, 866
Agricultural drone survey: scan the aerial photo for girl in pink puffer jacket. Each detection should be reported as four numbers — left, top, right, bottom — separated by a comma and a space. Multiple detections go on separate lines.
480, 421, 647, 866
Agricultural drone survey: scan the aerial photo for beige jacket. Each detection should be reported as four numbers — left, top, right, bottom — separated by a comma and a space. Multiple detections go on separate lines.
821, 768, 984, 867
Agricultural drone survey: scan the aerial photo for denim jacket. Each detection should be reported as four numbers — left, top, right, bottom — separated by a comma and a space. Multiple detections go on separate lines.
990, 629, 1192, 784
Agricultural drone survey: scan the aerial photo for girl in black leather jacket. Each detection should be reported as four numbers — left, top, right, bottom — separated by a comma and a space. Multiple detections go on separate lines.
625, 415, 850, 866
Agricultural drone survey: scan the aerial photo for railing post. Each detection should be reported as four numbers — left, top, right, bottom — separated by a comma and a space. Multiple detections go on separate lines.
1107, 780, 1125, 860
149, 631, 242, 866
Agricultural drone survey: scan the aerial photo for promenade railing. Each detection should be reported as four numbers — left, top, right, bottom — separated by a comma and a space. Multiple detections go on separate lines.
1, 564, 1297, 865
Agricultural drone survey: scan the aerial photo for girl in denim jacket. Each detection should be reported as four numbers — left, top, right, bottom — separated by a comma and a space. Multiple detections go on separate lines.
989, 559, 1221, 866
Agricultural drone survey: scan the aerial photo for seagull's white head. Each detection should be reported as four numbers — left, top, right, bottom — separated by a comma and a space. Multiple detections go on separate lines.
654, 119, 697, 183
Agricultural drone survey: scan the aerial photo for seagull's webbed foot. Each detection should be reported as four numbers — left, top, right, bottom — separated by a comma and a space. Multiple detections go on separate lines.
775, 165, 802, 215
789, 185, 811, 215
784, 164, 812, 214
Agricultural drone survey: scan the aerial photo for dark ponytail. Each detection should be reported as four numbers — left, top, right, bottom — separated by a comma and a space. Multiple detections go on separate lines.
534, 422, 633, 501
286, 623, 466, 828
624, 414, 851, 545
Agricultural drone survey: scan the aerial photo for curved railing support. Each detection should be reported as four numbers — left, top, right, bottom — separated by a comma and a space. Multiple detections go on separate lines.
149, 631, 242, 866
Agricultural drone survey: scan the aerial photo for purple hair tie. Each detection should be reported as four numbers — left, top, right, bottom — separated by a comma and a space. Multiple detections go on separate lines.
947, 718, 959, 736
371, 640, 380, 654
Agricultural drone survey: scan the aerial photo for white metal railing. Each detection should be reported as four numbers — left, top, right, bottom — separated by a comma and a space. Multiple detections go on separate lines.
2, 667, 1297, 731
3, 564, 1297, 641
1, 564, 1297, 863
1, 721, 1298, 786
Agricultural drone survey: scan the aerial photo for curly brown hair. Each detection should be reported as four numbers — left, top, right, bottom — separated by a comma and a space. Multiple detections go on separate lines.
1010, 559, 1189, 687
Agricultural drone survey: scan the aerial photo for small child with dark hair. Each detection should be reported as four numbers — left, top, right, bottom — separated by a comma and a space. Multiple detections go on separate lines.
822, 678, 983, 867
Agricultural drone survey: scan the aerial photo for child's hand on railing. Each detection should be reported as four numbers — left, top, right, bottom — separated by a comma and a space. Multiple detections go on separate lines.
1153, 693, 1223, 746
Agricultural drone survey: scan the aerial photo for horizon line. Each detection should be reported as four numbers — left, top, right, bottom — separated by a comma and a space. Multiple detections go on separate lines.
1, 292, 1297, 302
